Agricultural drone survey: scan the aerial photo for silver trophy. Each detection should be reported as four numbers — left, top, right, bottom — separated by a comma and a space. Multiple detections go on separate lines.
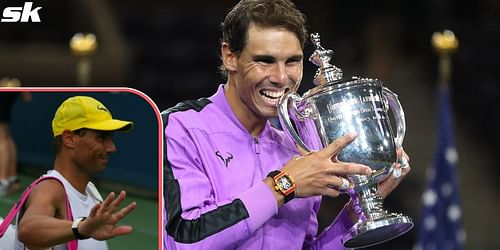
278, 33, 413, 248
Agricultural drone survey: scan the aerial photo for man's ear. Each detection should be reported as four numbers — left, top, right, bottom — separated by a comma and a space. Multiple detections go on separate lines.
221, 42, 237, 72
61, 130, 77, 149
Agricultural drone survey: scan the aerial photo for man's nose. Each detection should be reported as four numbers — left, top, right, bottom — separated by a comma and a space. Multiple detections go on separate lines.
105, 138, 116, 154
269, 63, 288, 85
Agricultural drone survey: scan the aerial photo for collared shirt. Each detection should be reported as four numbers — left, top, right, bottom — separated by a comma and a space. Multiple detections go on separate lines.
163, 85, 352, 249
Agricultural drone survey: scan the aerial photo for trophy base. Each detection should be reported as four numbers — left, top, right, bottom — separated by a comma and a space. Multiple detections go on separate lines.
342, 213, 413, 249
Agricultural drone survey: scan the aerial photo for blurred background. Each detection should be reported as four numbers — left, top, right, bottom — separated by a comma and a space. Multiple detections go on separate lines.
1, 0, 499, 249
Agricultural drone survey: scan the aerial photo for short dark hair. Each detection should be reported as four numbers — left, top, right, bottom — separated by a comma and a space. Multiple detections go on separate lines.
219, 0, 307, 76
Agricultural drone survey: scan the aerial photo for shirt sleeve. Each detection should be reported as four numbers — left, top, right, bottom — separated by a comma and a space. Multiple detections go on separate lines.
164, 115, 278, 249
309, 202, 355, 250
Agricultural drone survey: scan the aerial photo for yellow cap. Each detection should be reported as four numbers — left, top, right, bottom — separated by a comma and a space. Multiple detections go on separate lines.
52, 96, 133, 137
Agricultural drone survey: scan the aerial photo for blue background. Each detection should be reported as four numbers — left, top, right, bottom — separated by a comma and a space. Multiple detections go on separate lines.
10, 91, 159, 191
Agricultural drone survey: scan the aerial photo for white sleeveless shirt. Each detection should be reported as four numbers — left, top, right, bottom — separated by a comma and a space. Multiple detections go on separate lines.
14, 170, 109, 250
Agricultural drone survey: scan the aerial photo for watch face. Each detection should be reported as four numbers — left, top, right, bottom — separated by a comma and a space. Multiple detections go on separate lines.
278, 176, 292, 190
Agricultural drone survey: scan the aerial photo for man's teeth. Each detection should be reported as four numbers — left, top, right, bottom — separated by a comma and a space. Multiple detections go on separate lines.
260, 89, 285, 99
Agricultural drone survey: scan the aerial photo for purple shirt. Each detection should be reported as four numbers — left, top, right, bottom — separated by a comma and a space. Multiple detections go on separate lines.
163, 85, 353, 249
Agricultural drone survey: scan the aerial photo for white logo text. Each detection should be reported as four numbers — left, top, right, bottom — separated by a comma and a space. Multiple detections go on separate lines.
1, 2, 42, 23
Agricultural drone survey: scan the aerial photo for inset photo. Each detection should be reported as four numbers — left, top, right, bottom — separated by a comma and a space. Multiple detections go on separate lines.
0, 88, 160, 250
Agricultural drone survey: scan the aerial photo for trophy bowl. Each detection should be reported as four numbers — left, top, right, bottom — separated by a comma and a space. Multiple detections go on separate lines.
278, 33, 413, 248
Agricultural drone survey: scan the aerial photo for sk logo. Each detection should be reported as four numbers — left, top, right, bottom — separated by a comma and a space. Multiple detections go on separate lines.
1, 2, 42, 23
215, 151, 233, 168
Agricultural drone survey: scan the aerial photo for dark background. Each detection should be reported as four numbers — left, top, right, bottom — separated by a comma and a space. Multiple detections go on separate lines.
1, 0, 499, 249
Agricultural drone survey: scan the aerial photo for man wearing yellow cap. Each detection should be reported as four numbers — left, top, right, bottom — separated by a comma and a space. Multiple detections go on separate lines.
14, 96, 136, 250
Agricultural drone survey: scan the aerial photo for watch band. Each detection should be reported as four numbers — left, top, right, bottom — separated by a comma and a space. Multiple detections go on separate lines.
72, 217, 91, 240
267, 170, 296, 203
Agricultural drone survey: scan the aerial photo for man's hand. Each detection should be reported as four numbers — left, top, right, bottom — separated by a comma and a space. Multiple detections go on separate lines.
78, 191, 136, 240
280, 133, 372, 198
378, 148, 411, 199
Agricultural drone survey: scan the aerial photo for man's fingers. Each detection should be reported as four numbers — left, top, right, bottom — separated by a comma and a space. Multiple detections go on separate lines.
114, 202, 137, 222
317, 133, 357, 158
110, 225, 133, 237
89, 203, 101, 217
396, 147, 409, 160
338, 177, 351, 191
101, 192, 116, 209
320, 187, 341, 198
328, 162, 372, 176
380, 163, 411, 198
326, 176, 352, 191
109, 191, 127, 210
396, 147, 410, 168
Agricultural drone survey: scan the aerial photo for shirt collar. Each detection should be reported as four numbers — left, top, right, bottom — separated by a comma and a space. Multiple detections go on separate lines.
209, 84, 276, 139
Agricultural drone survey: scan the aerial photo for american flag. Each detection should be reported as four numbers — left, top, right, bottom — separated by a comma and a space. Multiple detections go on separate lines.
414, 85, 466, 250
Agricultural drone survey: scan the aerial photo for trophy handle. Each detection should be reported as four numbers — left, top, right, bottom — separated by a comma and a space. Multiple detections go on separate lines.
278, 92, 311, 152
382, 87, 406, 147
382, 87, 409, 168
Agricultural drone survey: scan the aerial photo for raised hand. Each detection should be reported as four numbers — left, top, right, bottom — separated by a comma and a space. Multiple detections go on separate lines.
378, 148, 411, 199
281, 133, 372, 198
78, 191, 137, 240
